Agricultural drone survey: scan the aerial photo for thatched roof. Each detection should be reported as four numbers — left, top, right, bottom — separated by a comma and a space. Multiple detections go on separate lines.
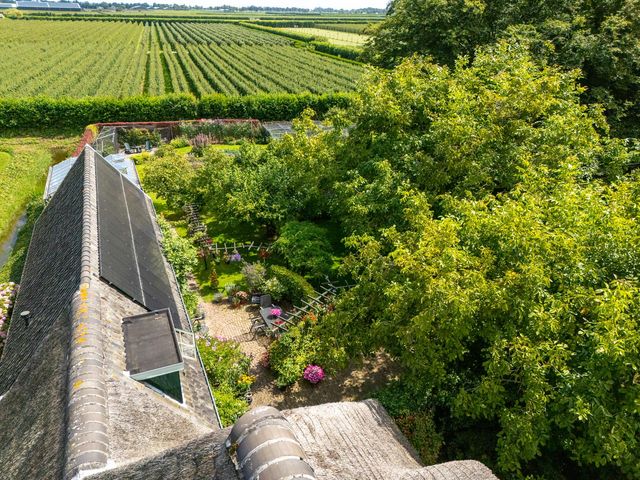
0, 147, 218, 479
83, 399, 500, 480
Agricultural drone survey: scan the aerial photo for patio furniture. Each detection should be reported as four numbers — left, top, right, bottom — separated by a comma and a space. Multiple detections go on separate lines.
124, 142, 134, 154
260, 295, 272, 308
145, 140, 152, 151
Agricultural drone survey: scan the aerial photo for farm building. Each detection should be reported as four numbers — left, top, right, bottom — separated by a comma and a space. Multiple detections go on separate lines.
0, 145, 499, 480
15, 1, 81, 10
0, 4, 14, 10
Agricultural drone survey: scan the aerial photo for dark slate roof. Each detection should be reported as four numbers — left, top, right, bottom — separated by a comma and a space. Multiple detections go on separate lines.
0, 308, 70, 480
0, 146, 219, 479
122, 309, 183, 378
0, 152, 84, 395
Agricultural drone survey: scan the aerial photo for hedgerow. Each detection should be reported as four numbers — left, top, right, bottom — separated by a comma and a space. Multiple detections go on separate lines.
0, 93, 355, 130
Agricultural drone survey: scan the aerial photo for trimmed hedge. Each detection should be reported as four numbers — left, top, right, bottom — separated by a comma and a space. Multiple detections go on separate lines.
0, 93, 355, 130
269, 265, 316, 305
310, 41, 362, 61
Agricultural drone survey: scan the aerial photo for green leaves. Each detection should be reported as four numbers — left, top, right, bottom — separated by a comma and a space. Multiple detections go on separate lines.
364, 0, 640, 136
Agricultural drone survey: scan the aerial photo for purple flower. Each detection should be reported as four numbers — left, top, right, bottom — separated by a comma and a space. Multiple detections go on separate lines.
303, 365, 325, 384
230, 253, 242, 262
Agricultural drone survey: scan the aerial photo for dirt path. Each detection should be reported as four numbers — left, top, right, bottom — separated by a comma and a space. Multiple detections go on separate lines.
201, 302, 397, 410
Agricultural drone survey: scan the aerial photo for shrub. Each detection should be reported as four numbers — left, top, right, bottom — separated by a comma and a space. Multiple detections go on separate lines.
170, 136, 190, 148
241, 262, 267, 292
130, 151, 151, 164
268, 323, 319, 387
181, 286, 199, 319
213, 385, 250, 427
303, 364, 325, 384
269, 265, 315, 304
179, 119, 265, 143
262, 277, 286, 302
209, 268, 219, 289
189, 133, 213, 156
395, 411, 443, 466
274, 221, 333, 279
0, 93, 355, 130
197, 336, 253, 396
156, 216, 197, 284
0, 282, 17, 356
119, 127, 161, 147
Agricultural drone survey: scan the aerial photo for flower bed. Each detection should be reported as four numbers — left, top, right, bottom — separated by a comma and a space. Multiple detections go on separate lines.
197, 334, 255, 426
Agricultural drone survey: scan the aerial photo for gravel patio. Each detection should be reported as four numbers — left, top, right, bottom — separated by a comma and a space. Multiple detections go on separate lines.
201, 301, 397, 409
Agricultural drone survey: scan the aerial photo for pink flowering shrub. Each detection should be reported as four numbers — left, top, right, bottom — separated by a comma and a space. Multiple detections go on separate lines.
303, 364, 325, 384
0, 282, 17, 350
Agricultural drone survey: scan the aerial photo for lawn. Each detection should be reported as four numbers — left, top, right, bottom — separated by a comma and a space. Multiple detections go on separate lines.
0, 135, 78, 246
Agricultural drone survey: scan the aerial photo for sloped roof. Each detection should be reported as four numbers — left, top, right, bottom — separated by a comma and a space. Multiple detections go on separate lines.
45, 154, 140, 201
82, 400, 500, 480
0, 152, 84, 395
0, 146, 218, 479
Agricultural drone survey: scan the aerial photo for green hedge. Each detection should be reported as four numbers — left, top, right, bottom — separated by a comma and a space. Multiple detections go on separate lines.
310, 41, 362, 61
269, 265, 316, 305
0, 93, 355, 130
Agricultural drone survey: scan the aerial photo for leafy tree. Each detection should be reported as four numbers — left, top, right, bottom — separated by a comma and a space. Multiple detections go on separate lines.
364, 0, 640, 137
142, 152, 196, 209
197, 110, 342, 231
334, 42, 629, 234
274, 221, 333, 279
324, 168, 640, 477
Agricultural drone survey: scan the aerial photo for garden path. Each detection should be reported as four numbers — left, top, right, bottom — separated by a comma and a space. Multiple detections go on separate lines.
201, 302, 398, 410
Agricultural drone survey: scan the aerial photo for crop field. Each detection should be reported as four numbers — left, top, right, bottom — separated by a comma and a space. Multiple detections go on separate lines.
314, 23, 372, 34
0, 20, 364, 98
277, 27, 369, 47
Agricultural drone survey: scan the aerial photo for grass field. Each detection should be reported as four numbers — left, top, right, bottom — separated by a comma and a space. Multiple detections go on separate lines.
0, 134, 79, 281
0, 135, 78, 243
0, 19, 364, 98
278, 27, 369, 47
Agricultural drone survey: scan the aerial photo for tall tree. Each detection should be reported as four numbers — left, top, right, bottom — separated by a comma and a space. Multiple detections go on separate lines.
364, 0, 640, 137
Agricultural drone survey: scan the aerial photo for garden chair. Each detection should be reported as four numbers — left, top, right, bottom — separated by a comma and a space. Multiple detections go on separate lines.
124, 142, 133, 154
259, 294, 272, 308
145, 140, 152, 151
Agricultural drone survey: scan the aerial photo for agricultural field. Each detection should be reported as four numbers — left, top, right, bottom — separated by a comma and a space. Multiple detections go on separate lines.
277, 27, 369, 47
314, 23, 372, 34
0, 19, 365, 98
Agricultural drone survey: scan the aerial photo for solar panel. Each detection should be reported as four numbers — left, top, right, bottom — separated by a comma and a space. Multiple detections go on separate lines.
96, 155, 185, 330
96, 157, 143, 303
123, 180, 182, 326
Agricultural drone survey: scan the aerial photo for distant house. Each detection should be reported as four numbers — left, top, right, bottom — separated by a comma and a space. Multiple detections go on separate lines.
0, 145, 499, 480
16, 1, 81, 10
0, 3, 15, 10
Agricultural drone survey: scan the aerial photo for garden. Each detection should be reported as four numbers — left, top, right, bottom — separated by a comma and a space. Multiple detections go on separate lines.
131, 120, 364, 427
